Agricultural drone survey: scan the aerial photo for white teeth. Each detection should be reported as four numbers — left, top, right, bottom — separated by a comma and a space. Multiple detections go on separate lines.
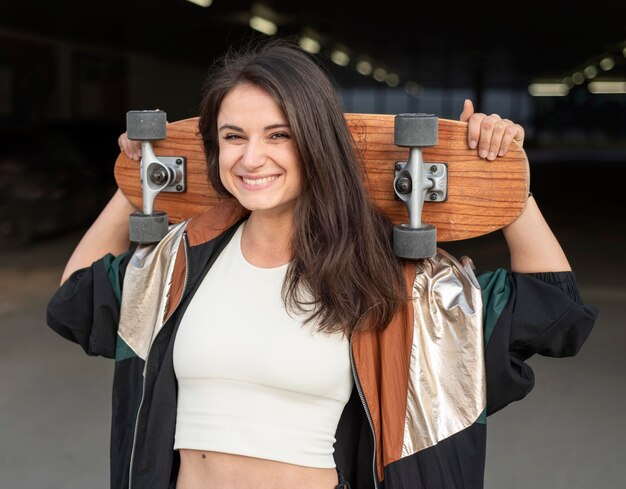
242, 176, 278, 186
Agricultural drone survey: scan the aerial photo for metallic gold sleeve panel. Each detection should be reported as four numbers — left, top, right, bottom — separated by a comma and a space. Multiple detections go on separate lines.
402, 250, 486, 457
117, 221, 188, 362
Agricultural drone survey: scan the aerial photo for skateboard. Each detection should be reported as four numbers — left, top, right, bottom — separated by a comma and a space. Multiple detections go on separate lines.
114, 111, 529, 258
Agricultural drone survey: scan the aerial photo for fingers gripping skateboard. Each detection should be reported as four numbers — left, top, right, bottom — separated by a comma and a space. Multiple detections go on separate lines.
126, 110, 186, 244
393, 113, 439, 259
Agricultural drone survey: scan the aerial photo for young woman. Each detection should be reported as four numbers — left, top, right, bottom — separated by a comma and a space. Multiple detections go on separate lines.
47, 38, 598, 489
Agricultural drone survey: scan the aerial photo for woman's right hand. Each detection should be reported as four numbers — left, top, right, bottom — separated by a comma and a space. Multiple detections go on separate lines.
118, 132, 142, 161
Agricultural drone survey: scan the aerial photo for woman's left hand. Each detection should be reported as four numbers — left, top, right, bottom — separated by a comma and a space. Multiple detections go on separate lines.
459, 99, 525, 160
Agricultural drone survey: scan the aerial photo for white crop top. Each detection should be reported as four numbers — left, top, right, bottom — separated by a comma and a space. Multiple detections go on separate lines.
173, 221, 354, 468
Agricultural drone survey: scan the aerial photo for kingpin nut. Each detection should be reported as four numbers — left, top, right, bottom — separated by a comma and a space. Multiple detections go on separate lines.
396, 177, 412, 194
150, 168, 168, 185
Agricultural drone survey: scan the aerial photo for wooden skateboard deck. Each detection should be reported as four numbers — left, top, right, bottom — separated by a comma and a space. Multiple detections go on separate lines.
114, 114, 529, 242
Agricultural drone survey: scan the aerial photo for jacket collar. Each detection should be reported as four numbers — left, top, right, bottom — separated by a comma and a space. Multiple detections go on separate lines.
185, 198, 249, 247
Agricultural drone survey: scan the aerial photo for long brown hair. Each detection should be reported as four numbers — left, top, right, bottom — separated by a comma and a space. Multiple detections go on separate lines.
198, 38, 406, 334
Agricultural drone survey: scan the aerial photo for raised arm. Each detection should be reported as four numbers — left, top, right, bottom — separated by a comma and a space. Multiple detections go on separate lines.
60, 133, 142, 285
60, 188, 138, 285
459, 99, 570, 273
500, 196, 570, 272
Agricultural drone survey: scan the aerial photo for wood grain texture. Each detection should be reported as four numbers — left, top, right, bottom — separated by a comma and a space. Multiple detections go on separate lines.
114, 114, 529, 242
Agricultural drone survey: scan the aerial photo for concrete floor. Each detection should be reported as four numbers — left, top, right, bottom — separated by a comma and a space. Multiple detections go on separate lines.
1, 197, 624, 489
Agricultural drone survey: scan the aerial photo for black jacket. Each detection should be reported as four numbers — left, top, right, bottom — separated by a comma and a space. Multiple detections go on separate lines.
47, 205, 598, 489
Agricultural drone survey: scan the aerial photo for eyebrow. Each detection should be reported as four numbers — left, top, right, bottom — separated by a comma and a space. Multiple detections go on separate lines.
218, 123, 290, 131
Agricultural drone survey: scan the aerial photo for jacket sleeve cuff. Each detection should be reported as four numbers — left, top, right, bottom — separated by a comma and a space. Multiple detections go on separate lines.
524, 271, 583, 304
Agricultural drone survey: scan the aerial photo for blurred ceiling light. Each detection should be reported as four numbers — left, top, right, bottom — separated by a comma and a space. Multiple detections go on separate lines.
583, 65, 598, 79
528, 83, 569, 96
385, 73, 400, 87
404, 81, 421, 95
299, 36, 321, 54
599, 57, 615, 71
373, 67, 387, 82
571, 72, 585, 85
186, 0, 213, 6
623, 47, 626, 57
562, 76, 574, 88
249, 16, 277, 35
588, 81, 626, 94
356, 60, 373, 76
331, 49, 350, 66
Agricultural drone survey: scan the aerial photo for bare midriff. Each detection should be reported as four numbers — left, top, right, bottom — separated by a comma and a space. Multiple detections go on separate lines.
176, 449, 339, 489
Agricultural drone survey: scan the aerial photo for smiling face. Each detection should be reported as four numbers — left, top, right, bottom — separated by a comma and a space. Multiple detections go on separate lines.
217, 83, 302, 220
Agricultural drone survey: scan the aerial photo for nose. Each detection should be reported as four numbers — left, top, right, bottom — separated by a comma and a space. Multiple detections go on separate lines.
240, 138, 266, 171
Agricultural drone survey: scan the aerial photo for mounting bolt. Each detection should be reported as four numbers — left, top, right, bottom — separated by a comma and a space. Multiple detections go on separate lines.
430, 165, 437, 173
176, 184, 183, 191
176, 158, 183, 165
395, 162, 403, 172
429, 193, 437, 201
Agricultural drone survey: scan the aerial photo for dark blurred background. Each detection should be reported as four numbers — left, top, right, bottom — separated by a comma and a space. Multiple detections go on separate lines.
1, 0, 626, 246
0, 2, 624, 489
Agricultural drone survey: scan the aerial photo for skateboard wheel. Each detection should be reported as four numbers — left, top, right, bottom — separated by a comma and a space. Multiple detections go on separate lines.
126, 110, 167, 141
394, 113, 438, 147
129, 211, 169, 244
393, 224, 437, 259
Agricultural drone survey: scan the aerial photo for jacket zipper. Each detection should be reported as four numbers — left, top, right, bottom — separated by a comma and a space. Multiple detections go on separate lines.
128, 231, 190, 489
349, 308, 380, 489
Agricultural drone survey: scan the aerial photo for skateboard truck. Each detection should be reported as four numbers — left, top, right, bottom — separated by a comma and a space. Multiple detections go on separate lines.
393, 113, 439, 259
126, 110, 187, 244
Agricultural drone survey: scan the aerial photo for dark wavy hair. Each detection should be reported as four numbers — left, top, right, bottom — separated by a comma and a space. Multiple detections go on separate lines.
198, 38, 405, 334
